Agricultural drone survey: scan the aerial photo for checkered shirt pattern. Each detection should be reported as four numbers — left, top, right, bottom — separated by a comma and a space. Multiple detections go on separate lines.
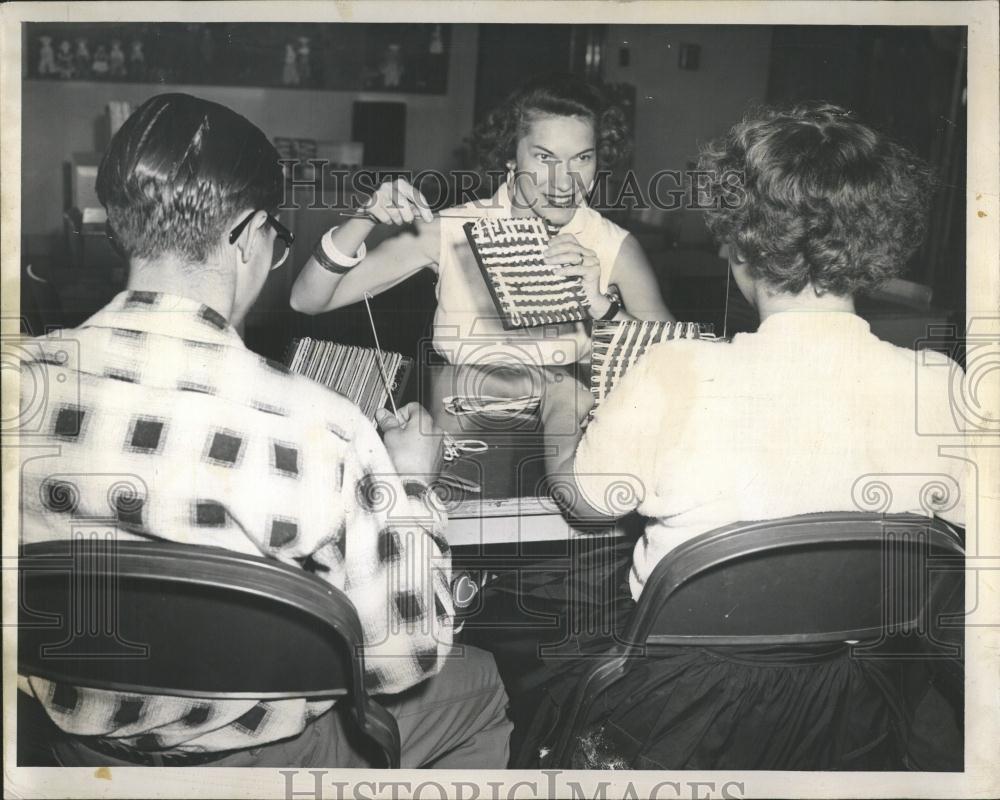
18, 291, 455, 754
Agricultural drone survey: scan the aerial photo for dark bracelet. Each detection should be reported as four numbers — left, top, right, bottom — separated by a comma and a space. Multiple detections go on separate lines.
598, 283, 623, 321
312, 238, 354, 274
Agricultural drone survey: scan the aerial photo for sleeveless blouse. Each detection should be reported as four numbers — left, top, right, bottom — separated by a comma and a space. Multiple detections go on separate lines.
433, 186, 628, 366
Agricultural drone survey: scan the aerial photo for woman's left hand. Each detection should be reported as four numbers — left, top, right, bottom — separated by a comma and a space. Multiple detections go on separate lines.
543, 234, 610, 318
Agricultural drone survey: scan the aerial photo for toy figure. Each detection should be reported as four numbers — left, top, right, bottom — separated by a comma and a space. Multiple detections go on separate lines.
74, 38, 91, 76
429, 24, 444, 55
109, 40, 126, 78
129, 39, 145, 81
91, 44, 109, 78
282, 43, 299, 85
55, 40, 74, 79
379, 43, 404, 88
37, 36, 56, 77
297, 36, 311, 83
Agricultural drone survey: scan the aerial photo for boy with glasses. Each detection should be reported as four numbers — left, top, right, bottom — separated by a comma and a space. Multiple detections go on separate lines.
18, 93, 511, 768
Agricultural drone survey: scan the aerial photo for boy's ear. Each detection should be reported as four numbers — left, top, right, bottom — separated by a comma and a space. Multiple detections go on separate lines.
231, 210, 267, 265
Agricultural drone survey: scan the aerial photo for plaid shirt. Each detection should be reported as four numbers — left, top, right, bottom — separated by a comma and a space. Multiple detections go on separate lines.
18, 290, 455, 753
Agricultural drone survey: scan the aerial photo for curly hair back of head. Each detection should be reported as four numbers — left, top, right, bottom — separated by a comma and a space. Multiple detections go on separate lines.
698, 103, 935, 297
97, 93, 283, 265
472, 73, 631, 174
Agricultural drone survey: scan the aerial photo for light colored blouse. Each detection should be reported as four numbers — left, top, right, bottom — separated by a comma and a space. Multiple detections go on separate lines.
433, 185, 628, 366
574, 310, 967, 600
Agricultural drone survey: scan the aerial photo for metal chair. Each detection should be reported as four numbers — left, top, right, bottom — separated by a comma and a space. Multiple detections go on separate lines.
550, 512, 965, 766
20, 255, 65, 335
18, 538, 401, 767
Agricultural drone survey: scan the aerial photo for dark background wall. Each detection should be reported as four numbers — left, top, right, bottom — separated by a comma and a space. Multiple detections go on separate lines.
21, 23, 967, 361
766, 26, 967, 313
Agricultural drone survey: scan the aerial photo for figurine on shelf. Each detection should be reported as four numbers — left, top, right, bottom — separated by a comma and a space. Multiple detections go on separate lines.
109, 40, 126, 78
429, 24, 444, 55
296, 36, 311, 83
37, 36, 56, 77
91, 44, 110, 78
129, 39, 145, 81
379, 43, 404, 88
55, 40, 74, 79
282, 42, 299, 85
74, 38, 91, 76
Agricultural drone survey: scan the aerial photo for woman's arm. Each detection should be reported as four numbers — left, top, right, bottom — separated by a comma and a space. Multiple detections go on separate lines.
289, 180, 440, 314
539, 370, 620, 524
290, 220, 440, 312
607, 234, 675, 322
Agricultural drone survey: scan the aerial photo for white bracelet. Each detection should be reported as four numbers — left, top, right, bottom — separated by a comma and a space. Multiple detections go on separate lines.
320, 226, 367, 268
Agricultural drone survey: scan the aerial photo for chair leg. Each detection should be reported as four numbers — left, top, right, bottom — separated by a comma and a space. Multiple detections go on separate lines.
357, 699, 401, 768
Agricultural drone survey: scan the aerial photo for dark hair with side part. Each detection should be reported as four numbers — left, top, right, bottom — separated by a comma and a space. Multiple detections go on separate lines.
96, 93, 283, 264
472, 74, 631, 173
698, 103, 935, 296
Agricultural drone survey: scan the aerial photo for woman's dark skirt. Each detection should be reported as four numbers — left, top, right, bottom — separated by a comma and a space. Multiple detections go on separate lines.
459, 535, 955, 770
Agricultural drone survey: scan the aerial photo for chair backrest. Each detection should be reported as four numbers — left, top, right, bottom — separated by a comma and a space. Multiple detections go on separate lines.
628, 512, 965, 650
19, 538, 363, 697
19, 537, 400, 765
547, 512, 965, 769
20, 256, 64, 335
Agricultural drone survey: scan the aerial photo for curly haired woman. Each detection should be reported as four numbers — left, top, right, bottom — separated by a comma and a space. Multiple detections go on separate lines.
290, 74, 673, 367
535, 103, 966, 770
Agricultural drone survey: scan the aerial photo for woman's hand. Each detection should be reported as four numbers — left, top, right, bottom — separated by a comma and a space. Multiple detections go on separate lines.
362, 178, 434, 226
543, 233, 610, 318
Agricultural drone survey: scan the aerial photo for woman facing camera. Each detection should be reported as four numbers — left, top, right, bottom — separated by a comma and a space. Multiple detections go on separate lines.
534, 103, 966, 769
290, 74, 673, 368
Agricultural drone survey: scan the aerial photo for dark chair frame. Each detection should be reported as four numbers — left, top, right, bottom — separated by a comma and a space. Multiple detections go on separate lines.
18, 539, 401, 767
550, 512, 965, 766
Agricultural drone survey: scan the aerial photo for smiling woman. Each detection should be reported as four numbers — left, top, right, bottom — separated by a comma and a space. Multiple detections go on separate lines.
288, 73, 674, 369
473, 75, 630, 223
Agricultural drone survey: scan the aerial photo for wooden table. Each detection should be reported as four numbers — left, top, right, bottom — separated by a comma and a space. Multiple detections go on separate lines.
420, 362, 630, 549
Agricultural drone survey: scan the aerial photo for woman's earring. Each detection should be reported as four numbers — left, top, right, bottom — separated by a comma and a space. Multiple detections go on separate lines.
505, 162, 515, 188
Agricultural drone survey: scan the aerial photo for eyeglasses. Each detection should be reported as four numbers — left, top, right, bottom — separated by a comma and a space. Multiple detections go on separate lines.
229, 211, 295, 271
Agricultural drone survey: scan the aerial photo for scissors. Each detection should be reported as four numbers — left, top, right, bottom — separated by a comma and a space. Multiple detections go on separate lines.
443, 435, 489, 462
434, 472, 482, 494
442, 395, 541, 417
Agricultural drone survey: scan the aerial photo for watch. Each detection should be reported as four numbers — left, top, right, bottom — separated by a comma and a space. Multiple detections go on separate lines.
598, 283, 623, 321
